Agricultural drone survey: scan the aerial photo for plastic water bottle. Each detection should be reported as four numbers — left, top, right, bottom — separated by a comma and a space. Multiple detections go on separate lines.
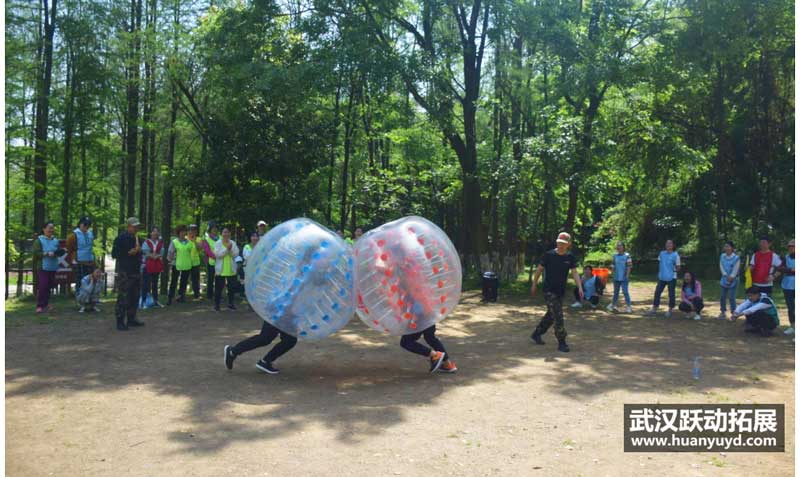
692, 357, 701, 380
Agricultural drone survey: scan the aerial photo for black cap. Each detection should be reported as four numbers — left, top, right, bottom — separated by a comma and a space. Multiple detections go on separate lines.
759, 235, 770, 242
746, 286, 761, 295
78, 216, 92, 226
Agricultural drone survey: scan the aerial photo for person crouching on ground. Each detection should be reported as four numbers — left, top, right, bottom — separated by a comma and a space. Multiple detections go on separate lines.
570, 265, 604, 309
678, 271, 704, 320
530, 232, 583, 353
732, 286, 780, 337
213, 227, 240, 312
77, 268, 103, 313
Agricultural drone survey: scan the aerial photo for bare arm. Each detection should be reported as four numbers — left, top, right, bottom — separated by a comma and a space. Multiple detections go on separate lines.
572, 268, 584, 300
530, 264, 545, 296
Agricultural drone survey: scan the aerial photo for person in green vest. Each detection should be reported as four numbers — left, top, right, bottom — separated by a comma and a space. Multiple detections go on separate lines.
187, 224, 202, 299
166, 225, 193, 305
213, 226, 240, 312
201, 221, 220, 300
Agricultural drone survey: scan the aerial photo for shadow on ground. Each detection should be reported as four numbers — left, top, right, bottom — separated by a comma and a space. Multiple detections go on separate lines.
5, 288, 794, 455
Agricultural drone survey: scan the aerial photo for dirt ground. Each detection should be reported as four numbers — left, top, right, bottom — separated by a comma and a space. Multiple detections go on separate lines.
5, 283, 795, 477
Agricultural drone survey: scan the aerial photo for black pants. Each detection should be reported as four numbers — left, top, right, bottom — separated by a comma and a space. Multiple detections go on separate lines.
573, 288, 599, 305
206, 264, 216, 299
678, 297, 704, 314
533, 291, 567, 340
115, 272, 141, 322
141, 271, 160, 303
190, 266, 201, 298
755, 285, 773, 296
784, 288, 795, 326
232, 321, 297, 363
400, 325, 447, 357
653, 279, 676, 309
745, 311, 778, 332
168, 266, 190, 300
215, 275, 239, 307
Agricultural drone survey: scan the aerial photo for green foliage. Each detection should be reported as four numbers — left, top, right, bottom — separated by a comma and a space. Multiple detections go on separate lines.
3, 0, 794, 263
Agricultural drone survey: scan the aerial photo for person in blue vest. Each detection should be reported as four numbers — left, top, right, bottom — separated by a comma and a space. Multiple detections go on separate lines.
607, 241, 633, 313
32, 221, 65, 313
66, 216, 95, 295
732, 286, 780, 337
570, 265, 605, 309
779, 239, 795, 337
647, 239, 681, 318
718, 241, 741, 320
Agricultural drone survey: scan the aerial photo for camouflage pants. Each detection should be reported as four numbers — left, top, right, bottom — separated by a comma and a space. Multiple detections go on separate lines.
116, 272, 141, 321
534, 291, 567, 340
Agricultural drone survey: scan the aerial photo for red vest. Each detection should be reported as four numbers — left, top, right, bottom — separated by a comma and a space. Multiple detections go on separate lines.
752, 251, 774, 284
145, 239, 164, 274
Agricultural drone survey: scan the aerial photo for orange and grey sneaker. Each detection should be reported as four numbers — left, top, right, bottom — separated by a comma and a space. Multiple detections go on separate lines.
429, 351, 445, 373
439, 360, 458, 373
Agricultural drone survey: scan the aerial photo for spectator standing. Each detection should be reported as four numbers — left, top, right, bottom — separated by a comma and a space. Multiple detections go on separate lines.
32, 221, 63, 313
65, 216, 95, 294
111, 218, 145, 331
718, 241, 740, 320
749, 236, 781, 295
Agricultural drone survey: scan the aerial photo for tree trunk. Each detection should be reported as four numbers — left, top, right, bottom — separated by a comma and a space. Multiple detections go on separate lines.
326, 83, 341, 225
504, 34, 524, 256
146, 0, 157, 230
126, 0, 142, 217
33, 0, 58, 233
339, 80, 357, 233
61, 44, 76, 237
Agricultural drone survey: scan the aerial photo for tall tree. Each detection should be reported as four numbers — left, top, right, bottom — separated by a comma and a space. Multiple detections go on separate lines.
32, 0, 58, 232
363, 0, 491, 259
125, 0, 142, 217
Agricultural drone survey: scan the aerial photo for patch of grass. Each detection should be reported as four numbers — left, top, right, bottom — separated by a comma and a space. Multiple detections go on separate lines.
4, 295, 113, 328
709, 456, 726, 468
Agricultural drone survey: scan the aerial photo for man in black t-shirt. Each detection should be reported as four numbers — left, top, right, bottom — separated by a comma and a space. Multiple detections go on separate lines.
112, 217, 144, 331
530, 232, 583, 352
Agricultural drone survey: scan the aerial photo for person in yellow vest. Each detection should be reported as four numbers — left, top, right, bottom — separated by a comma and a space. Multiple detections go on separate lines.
187, 224, 202, 299
213, 227, 241, 311
201, 221, 220, 300
167, 225, 193, 305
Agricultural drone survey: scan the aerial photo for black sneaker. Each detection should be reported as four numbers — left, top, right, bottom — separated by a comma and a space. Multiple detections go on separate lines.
558, 340, 570, 352
531, 331, 545, 345
127, 318, 145, 327
256, 360, 279, 374
117, 319, 129, 331
227, 304, 236, 310
760, 328, 773, 337
224, 345, 236, 370
213, 305, 221, 312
